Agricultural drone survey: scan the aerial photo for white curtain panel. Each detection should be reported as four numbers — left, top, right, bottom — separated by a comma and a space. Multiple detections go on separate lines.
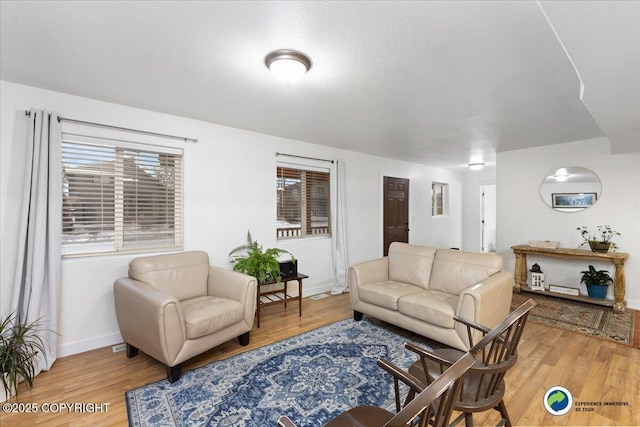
330, 160, 349, 294
11, 109, 62, 373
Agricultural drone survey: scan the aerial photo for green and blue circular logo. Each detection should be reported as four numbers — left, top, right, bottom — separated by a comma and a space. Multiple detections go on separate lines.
543, 386, 573, 415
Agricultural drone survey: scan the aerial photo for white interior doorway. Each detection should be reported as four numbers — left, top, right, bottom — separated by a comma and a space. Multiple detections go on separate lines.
481, 184, 497, 252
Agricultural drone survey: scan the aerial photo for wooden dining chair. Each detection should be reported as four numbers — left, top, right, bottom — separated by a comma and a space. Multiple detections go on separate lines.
277, 351, 476, 427
405, 299, 536, 427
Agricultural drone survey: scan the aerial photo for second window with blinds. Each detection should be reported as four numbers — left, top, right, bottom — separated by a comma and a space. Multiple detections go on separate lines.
276, 165, 331, 239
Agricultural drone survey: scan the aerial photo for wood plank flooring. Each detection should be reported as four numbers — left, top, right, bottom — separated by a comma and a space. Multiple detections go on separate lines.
1, 293, 638, 426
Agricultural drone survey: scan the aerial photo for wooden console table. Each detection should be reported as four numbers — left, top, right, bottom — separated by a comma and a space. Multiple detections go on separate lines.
256, 273, 308, 327
512, 245, 629, 312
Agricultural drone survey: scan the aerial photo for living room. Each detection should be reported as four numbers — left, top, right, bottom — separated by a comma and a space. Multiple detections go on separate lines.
1, 1, 639, 426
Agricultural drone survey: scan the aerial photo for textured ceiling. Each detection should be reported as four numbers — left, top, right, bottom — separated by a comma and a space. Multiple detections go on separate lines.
1, 1, 638, 170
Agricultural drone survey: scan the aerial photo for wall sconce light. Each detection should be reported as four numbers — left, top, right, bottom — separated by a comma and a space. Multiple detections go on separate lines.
468, 163, 485, 171
265, 49, 311, 83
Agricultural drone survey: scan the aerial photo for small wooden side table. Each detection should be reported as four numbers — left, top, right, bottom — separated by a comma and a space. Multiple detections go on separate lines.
256, 273, 308, 327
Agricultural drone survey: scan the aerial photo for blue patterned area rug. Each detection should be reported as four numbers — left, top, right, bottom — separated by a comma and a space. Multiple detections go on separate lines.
125, 318, 429, 426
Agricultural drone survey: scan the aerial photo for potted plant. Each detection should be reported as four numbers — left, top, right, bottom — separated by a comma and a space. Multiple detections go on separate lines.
1, 312, 46, 402
580, 265, 613, 299
229, 231, 295, 285
576, 225, 621, 253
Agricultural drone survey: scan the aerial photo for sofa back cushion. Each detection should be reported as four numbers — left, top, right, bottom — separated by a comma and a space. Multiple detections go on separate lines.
429, 249, 503, 295
388, 243, 437, 289
129, 251, 210, 301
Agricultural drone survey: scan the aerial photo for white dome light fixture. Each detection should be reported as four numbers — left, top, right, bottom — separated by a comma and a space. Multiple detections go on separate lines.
265, 49, 311, 83
468, 162, 485, 171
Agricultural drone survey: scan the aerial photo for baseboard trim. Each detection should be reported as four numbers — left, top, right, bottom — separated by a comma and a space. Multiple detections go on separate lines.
57, 282, 339, 358
58, 332, 123, 358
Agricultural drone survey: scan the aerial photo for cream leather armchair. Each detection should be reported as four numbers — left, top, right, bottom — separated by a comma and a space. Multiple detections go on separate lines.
113, 250, 257, 382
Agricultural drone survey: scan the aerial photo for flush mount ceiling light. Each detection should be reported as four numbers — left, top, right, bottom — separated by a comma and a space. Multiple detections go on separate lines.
468, 163, 485, 171
554, 174, 570, 182
265, 49, 311, 82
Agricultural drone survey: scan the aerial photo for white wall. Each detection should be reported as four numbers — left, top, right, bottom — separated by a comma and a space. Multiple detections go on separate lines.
0, 81, 464, 356
497, 138, 640, 309
463, 167, 497, 252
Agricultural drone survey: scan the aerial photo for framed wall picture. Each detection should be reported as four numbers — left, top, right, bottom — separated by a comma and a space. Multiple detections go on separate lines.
551, 193, 597, 209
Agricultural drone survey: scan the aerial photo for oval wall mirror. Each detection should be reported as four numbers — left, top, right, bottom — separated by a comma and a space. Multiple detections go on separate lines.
540, 167, 602, 212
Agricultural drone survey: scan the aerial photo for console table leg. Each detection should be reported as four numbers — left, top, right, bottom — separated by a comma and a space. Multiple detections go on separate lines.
513, 252, 526, 293
613, 260, 627, 312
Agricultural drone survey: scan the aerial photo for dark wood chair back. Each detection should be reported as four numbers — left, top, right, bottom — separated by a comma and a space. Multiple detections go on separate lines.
277, 352, 476, 427
406, 299, 537, 427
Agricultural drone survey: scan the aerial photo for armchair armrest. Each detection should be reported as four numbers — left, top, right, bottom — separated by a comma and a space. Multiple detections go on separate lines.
405, 342, 454, 370
277, 416, 298, 427
207, 266, 257, 300
377, 357, 427, 412
113, 277, 186, 365
207, 266, 257, 326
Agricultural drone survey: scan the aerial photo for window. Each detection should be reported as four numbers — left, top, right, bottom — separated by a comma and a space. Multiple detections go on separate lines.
276, 165, 330, 239
432, 182, 448, 217
61, 135, 182, 256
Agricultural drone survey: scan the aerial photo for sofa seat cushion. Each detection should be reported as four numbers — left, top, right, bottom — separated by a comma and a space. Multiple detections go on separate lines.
181, 296, 244, 339
358, 281, 423, 310
397, 290, 458, 328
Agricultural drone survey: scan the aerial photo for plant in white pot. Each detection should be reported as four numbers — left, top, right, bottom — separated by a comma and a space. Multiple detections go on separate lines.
580, 265, 613, 299
0, 312, 46, 402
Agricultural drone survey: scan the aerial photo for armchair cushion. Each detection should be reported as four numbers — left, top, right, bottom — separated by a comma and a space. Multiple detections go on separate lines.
181, 296, 245, 339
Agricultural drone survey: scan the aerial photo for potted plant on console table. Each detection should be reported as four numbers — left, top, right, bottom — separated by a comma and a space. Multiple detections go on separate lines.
576, 225, 621, 253
228, 231, 295, 285
580, 265, 613, 299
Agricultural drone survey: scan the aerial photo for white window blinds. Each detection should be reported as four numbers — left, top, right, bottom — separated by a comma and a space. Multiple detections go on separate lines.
276, 165, 331, 239
61, 135, 183, 256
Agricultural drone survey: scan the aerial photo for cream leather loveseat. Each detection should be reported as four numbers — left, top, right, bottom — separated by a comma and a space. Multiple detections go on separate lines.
349, 243, 513, 351
114, 251, 257, 382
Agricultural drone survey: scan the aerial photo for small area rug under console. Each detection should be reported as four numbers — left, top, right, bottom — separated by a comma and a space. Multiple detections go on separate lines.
511, 292, 639, 348
125, 318, 430, 426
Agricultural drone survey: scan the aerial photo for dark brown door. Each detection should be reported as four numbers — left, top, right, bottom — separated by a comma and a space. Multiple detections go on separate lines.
383, 176, 409, 256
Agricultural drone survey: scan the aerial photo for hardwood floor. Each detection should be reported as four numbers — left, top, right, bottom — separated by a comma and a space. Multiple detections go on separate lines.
1, 293, 638, 426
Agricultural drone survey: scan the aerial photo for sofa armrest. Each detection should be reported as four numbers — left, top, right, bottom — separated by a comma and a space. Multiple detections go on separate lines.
455, 271, 514, 347
349, 257, 389, 305
208, 266, 257, 325
349, 257, 389, 287
113, 277, 186, 365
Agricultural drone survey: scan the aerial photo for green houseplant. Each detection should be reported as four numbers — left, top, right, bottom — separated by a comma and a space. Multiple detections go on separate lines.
580, 265, 613, 299
1, 312, 47, 401
576, 225, 621, 253
229, 231, 294, 285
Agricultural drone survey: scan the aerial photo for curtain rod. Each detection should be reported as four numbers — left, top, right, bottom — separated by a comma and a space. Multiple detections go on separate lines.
276, 152, 334, 164
25, 110, 197, 143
